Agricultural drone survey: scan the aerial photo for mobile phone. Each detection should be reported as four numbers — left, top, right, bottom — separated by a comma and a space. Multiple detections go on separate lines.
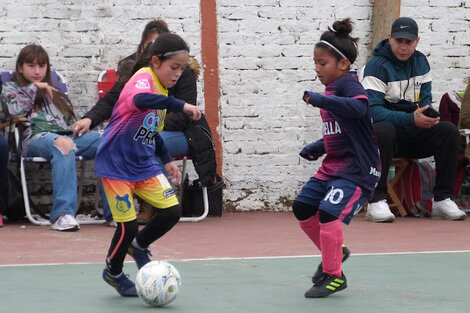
422, 107, 440, 118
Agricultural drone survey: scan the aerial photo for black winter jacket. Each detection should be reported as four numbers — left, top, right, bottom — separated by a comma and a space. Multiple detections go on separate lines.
165, 59, 217, 187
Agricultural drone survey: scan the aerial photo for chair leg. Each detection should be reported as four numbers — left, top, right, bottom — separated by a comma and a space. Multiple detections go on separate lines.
77, 160, 86, 211
177, 156, 209, 222
387, 159, 409, 217
387, 182, 407, 217
180, 186, 209, 222
94, 178, 101, 214
21, 158, 50, 225
179, 157, 188, 200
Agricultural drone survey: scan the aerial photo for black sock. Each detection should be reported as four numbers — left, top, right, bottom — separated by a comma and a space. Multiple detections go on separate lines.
106, 220, 138, 275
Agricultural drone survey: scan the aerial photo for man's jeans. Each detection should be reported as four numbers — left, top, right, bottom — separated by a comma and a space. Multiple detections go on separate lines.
27, 131, 111, 222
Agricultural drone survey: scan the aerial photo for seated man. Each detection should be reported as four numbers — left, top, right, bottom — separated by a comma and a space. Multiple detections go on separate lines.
360, 17, 466, 222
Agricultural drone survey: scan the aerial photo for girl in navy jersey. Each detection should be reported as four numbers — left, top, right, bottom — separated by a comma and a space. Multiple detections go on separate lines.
293, 18, 381, 298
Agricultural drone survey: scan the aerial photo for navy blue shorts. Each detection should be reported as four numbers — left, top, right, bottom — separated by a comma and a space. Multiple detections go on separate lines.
295, 177, 368, 225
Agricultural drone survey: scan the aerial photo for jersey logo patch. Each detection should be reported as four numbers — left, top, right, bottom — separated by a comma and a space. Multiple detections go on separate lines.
115, 194, 132, 213
135, 79, 150, 90
163, 189, 175, 198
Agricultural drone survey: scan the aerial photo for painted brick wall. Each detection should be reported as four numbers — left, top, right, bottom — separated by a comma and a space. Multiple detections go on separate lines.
217, 0, 470, 211
1, 1, 469, 212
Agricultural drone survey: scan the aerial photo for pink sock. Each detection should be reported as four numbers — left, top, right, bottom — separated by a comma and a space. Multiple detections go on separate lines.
320, 219, 343, 277
299, 214, 321, 251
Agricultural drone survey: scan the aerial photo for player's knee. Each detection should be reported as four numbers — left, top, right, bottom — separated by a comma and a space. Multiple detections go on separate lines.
438, 121, 460, 145
318, 209, 338, 223
122, 220, 139, 238
292, 200, 316, 221
159, 205, 181, 225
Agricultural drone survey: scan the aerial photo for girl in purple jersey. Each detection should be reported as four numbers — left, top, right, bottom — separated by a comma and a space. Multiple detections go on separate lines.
293, 19, 381, 298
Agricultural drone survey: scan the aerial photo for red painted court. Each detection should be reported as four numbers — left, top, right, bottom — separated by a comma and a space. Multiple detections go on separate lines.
1, 211, 469, 265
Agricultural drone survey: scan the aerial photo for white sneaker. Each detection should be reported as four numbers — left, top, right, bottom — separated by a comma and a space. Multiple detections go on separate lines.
431, 198, 466, 221
365, 200, 395, 222
51, 214, 80, 231
107, 220, 117, 228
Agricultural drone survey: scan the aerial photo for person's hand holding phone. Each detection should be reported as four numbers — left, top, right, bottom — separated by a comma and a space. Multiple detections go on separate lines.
414, 105, 440, 129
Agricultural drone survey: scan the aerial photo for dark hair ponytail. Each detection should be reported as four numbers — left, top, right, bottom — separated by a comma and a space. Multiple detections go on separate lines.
317, 18, 359, 64
135, 18, 170, 60
132, 33, 190, 75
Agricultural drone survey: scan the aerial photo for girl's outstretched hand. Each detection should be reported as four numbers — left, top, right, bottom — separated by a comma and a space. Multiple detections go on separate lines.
183, 103, 202, 120
164, 161, 182, 185
303, 92, 311, 103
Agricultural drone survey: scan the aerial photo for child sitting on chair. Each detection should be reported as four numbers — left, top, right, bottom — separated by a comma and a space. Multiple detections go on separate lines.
0, 44, 111, 231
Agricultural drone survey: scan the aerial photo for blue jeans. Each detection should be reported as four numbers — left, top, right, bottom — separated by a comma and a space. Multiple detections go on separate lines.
157, 131, 189, 180
27, 131, 111, 222
159, 130, 190, 158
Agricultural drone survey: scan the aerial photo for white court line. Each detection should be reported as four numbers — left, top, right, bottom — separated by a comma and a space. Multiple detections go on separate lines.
1, 250, 469, 268
178, 249, 470, 262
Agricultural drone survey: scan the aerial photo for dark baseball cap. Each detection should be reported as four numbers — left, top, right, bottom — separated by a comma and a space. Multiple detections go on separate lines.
391, 17, 418, 41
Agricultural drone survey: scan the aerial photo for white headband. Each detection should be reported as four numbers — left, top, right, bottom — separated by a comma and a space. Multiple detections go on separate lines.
318, 40, 349, 62
159, 49, 189, 58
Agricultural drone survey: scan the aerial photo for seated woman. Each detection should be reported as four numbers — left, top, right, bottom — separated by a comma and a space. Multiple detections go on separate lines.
1, 44, 111, 231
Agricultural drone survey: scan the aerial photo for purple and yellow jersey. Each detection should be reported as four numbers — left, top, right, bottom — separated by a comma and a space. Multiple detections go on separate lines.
305, 72, 381, 194
95, 67, 175, 182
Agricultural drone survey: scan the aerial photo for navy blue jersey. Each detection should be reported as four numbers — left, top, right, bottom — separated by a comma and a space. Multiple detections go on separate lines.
304, 72, 381, 194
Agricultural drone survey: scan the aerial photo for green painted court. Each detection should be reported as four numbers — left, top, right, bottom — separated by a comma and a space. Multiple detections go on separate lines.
2, 252, 469, 313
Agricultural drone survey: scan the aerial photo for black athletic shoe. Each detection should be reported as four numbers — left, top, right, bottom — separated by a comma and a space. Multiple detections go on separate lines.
312, 245, 350, 285
305, 272, 347, 298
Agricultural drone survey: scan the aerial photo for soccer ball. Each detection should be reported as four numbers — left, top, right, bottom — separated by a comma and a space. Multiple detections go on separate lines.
135, 261, 182, 306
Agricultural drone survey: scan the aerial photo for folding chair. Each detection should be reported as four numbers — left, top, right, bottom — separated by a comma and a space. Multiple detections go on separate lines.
2, 70, 104, 225
97, 69, 117, 99
175, 156, 209, 222
96, 70, 210, 222
387, 158, 410, 217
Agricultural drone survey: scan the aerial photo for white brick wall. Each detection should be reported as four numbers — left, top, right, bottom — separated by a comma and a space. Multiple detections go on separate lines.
218, 0, 373, 211
1, 1, 468, 212
218, 0, 470, 212
0, 0, 203, 114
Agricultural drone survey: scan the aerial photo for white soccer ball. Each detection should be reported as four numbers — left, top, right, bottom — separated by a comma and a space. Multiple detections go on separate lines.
135, 260, 182, 306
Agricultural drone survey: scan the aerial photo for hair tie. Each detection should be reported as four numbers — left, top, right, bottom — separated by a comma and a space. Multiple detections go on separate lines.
318, 40, 349, 63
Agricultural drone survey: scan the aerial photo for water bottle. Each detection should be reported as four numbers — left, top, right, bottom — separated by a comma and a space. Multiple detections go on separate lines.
389, 166, 395, 180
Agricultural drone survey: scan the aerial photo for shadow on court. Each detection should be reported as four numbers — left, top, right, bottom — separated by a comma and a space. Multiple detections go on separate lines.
1, 252, 469, 313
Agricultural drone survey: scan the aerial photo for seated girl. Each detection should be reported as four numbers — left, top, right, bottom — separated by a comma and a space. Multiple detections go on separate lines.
1, 44, 111, 231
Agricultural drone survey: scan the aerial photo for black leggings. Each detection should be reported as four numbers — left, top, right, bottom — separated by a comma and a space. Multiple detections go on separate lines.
106, 204, 181, 275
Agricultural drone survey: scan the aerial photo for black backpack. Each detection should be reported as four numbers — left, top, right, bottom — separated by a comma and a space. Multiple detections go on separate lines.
1, 168, 26, 221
